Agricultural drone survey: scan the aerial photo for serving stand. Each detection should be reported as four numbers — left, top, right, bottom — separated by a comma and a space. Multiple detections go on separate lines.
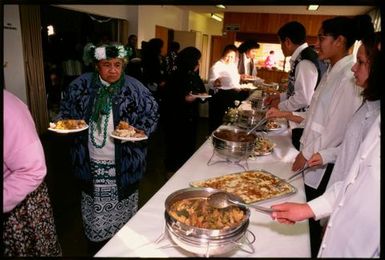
207, 149, 250, 171
148, 222, 255, 258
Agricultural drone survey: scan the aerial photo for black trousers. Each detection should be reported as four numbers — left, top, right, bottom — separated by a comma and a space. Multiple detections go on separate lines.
305, 163, 334, 257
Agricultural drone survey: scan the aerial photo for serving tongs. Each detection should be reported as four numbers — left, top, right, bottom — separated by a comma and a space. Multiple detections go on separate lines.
282, 163, 311, 183
246, 117, 268, 135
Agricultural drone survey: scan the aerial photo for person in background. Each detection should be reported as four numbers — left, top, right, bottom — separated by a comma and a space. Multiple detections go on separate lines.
266, 15, 374, 257
237, 39, 260, 82
165, 41, 180, 76
56, 42, 159, 254
126, 34, 139, 59
271, 31, 381, 258
264, 50, 276, 69
124, 34, 143, 81
264, 21, 324, 150
162, 47, 208, 177
141, 38, 167, 100
237, 39, 260, 101
3, 89, 62, 256
208, 44, 241, 132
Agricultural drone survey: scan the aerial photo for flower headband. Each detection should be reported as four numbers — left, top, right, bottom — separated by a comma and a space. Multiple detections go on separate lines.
83, 43, 132, 65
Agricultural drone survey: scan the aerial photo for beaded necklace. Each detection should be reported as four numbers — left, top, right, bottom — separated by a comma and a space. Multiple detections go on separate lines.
90, 73, 124, 148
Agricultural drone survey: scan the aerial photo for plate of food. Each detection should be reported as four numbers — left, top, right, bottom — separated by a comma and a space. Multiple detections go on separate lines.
48, 119, 88, 133
110, 121, 148, 141
265, 120, 282, 131
250, 136, 275, 157
190, 170, 296, 204
191, 93, 212, 100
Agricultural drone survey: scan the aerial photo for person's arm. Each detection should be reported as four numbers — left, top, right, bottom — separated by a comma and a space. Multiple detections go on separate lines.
278, 60, 318, 112
271, 180, 342, 224
208, 62, 221, 88
3, 92, 46, 213
129, 79, 159, 135
266, 107, 304, 124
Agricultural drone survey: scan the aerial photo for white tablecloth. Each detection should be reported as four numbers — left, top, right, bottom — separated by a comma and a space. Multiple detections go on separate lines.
96, 125, 311, 257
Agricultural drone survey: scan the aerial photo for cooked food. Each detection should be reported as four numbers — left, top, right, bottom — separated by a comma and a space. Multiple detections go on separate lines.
223, 108, 239, 124
214, 129, 256, 142
112, 121, 145, 138
252, 136, 275, 156
52, 119, 87, 130
266, 120, 280, 129
168, 198, 246, 230
191, 170, 295, 204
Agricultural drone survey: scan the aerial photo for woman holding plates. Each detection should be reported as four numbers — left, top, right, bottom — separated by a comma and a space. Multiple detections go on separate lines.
55, 42, 159, 253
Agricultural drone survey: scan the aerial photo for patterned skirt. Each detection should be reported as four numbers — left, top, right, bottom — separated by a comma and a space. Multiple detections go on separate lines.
2, 182, 62, 256
81, 159, 139, 242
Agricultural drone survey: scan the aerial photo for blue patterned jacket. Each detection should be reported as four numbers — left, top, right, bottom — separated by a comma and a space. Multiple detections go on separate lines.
56, 72, 159, 199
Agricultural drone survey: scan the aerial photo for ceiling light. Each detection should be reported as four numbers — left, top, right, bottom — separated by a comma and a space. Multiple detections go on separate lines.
307, 5, 319, 11
216, 4, 226, 9
211, 13, 223, 22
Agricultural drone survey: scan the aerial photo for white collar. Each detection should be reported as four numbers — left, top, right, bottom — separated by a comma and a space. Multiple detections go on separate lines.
289, 42, 309, 64
99, 75, 111, 86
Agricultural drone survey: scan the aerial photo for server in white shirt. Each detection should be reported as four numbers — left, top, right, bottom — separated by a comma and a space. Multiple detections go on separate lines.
208, 44, 241, 131
266, 15, 374, 257
264, 21, 325, 150
270, 24, 381, 258
237, 39, 259, 81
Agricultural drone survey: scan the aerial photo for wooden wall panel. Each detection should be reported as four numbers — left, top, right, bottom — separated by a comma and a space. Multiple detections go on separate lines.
223, 12, 335, 36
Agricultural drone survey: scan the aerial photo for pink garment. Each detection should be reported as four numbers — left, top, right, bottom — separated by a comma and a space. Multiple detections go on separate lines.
3, 90, 46, 213
264, 54, 275, 69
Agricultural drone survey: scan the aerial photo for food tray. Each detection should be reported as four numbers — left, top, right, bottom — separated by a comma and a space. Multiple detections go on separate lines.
190, 169, 297, 204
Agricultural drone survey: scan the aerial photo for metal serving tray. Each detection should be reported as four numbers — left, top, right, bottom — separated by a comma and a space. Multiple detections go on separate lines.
190, 169, 297, 204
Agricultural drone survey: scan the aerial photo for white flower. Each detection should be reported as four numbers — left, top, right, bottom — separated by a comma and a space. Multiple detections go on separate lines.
94, 47, 106, 60
117, 45, 127, 58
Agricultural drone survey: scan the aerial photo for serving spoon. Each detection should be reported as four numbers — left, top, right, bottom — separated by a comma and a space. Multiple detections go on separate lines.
207, 191, 274, 215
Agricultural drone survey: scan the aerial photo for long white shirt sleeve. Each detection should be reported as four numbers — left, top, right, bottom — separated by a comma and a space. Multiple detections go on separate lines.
307, 114, 380, 257
208, 60, 240, 90
299, 55, 363, 189
278, 43, 319, 112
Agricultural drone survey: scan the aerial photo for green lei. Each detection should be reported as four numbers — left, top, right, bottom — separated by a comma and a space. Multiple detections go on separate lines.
90, 73, 124, 148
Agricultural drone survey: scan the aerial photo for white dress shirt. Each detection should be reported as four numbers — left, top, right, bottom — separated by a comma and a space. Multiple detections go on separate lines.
307, 113, 380, 257
208, 59, 240, 90
296, 54, 363, 189
278, 43, 319, 111
326, 100, 380, 187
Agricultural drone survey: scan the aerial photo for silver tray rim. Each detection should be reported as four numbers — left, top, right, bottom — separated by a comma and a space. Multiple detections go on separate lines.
189, 169, 297, 205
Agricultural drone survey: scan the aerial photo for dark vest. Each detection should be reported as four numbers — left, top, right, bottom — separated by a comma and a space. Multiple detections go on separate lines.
286, 46, 325, 111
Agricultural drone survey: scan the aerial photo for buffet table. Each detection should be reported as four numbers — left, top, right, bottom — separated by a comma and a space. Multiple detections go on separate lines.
96, 124, 311, 257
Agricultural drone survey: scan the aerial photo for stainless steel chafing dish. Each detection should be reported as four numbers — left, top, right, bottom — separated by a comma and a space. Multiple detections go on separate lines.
211, 126, 256, 161
164, 187, 255, 257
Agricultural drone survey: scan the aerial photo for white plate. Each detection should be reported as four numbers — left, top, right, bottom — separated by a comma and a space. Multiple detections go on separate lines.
110, 133, 148, 142
48, 125, 88, 134
191, 94, 212, 99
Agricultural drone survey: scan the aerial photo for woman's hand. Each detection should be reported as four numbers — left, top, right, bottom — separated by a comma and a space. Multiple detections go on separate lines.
185, 91, 196, 102
292, 152, 307, 171
308, 152, 323, 167
271, 202, 315, 224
